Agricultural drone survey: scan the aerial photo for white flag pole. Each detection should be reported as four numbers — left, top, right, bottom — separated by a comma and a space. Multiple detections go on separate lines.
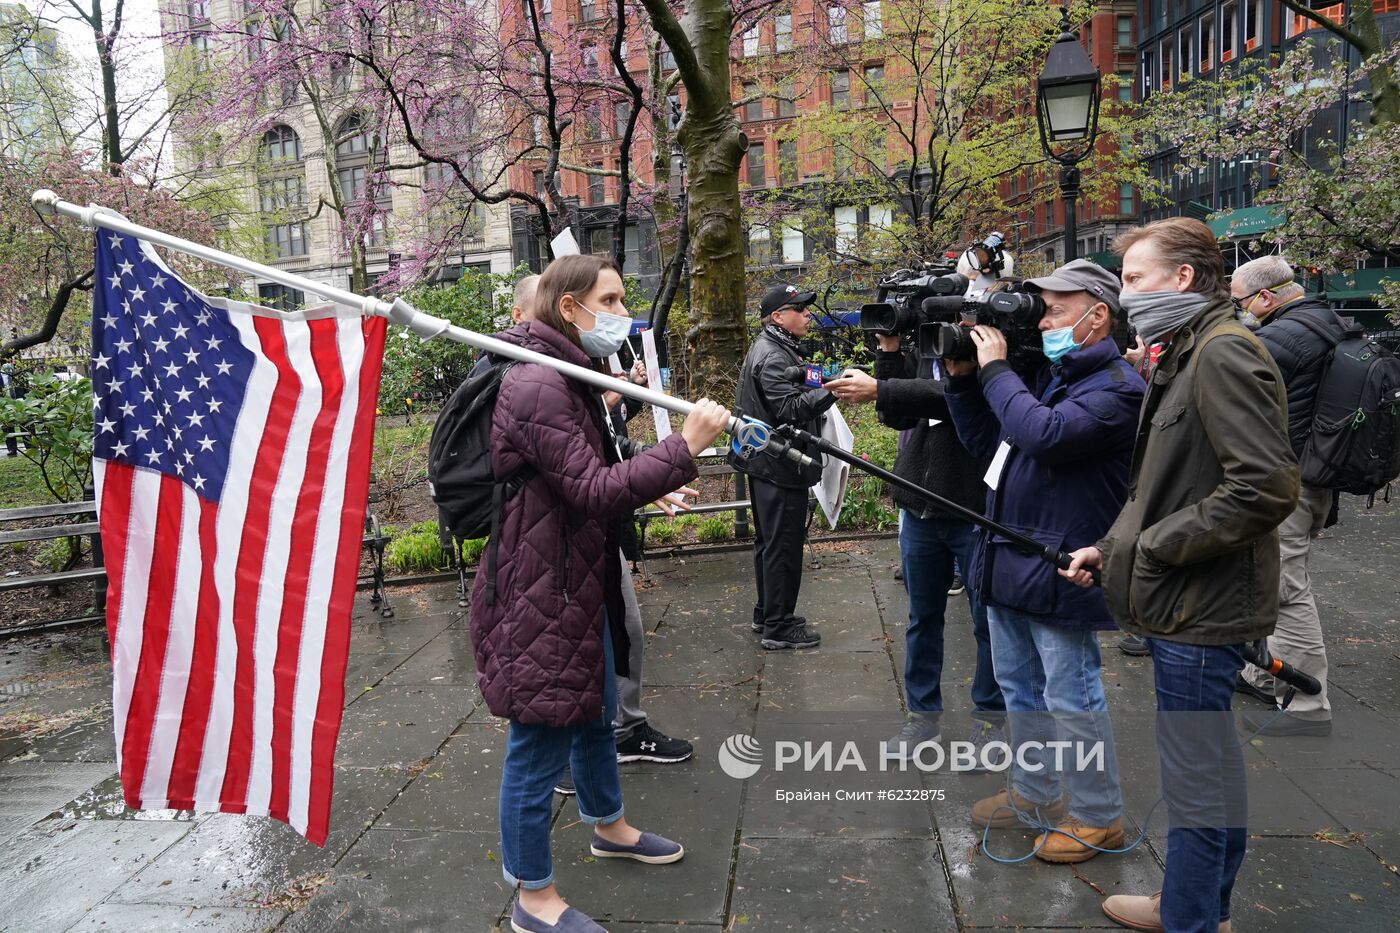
32, 190, 812, 467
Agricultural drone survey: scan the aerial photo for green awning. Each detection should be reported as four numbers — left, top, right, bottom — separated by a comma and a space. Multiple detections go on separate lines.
1322, 267, 1397, 301
1084, 251, 1119, 269
1208, 206, 1285, 239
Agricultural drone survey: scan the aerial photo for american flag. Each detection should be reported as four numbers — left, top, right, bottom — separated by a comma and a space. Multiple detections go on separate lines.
92, 230, 386, 845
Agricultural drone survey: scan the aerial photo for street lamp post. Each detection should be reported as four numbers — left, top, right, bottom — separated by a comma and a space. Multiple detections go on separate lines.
1035, 6, 1102, 263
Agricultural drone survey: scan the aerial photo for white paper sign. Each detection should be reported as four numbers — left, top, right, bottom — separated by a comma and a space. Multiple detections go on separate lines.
607, 353, 623, 376
640, 328, 671, 440
812, 407, 855, 529
984, 440, 1012, 490
551, 228, 581, 257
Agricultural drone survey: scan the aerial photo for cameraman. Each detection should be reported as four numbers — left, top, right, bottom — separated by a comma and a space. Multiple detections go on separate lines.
729, 284, 835, 650
944, 259, 1143, 864
824, 341, 1005, 756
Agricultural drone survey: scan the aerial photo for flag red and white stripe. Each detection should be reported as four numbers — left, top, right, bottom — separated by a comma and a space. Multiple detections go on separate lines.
95, 242, 385, 844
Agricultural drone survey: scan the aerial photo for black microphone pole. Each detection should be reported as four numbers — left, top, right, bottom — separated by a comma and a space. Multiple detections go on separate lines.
777, 423, 1322, 696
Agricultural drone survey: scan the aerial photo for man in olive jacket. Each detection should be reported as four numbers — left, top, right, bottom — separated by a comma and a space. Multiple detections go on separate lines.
1061, 219, 1298, 933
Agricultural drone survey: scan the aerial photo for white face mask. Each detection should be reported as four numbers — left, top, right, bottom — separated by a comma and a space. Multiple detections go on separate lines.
573, 301, 631, 358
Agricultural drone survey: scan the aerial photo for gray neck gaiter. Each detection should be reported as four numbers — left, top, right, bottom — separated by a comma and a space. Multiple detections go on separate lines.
1121, 290, 1212, 345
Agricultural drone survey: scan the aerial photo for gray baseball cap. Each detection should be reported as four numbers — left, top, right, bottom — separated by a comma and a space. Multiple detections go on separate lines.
1025, 259, 1121, 315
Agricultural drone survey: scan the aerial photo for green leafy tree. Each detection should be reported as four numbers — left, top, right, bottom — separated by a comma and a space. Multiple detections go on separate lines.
746, 0, 1145, 306
0, 373, 93, 503
1138, 0, 1399, 316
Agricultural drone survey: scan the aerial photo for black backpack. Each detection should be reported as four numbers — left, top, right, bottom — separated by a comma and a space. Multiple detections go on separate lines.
427, 355, 531, 604
1291, 317, 1400, 496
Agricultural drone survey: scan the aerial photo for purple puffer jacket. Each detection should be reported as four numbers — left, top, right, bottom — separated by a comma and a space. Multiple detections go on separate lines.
469, 321, 697, 727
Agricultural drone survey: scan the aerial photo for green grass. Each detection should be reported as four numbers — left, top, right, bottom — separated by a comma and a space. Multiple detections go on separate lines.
0, 454, 61, 509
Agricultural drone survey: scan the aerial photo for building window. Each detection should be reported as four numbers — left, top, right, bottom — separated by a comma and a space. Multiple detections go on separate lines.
1221, 2, 1238, 64
261, 125, 300, 163
747, 144, 766, 187
1161, 38, 1175, 88
748, 224, 772, 264
1178, 28, 1193, 81
832, 70, 850, 109
615, 101, 630, 137
1199, 13, 1216, 72
781, 223, 807, 264
864, 64, 884, 102
667, 93, 681, 129
776, 14, 792, 52
260, 175, 305, 213
264, 221, 308, 258
588, 166, 605, 205
587, 227, 611, 255
1118, 70, 1134, 102
777, 79, 797, 117
1119, 183, 1134, 216
863, 1, 882, 39
828, 5, 847, 44
580, 0, 598, 22
744, 82, 763, 121
1244, 0, 1261, 51
1142, 51, 1155, 95
1117, 15, 1132, 49
189, 32, 212, 73
540, 0, 552, 28
583, 45, 598, 76
335, 114, 389, 248
258, 283, 303, 311
778, 139, 797, 183
743, 24, 759, 57
186, 0, 210, 21
834, 205, 859, 253
660, 44, 675, 69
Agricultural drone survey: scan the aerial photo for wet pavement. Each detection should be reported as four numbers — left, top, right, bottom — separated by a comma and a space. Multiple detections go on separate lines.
1, 495, 1398, 931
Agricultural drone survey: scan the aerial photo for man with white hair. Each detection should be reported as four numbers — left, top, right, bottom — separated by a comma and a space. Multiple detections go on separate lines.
511, 273, 540, 323
1229, 255, 1346, 736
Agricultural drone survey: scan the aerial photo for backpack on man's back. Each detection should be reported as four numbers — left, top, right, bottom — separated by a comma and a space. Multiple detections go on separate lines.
1289, 314, 1400, 496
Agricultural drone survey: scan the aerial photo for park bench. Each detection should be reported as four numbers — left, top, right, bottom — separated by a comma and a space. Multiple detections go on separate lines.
0, 497, 396, 635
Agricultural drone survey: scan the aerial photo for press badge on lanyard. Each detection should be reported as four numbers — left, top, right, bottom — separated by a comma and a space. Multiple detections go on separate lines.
984, 440, 1012, 490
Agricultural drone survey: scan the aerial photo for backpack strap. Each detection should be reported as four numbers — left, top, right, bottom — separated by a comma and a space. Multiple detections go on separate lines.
482, 467, 534, 607
1273, 306, 1349, 348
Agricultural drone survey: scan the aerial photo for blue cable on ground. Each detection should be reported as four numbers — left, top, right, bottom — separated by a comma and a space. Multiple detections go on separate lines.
976, 702, 1293, 864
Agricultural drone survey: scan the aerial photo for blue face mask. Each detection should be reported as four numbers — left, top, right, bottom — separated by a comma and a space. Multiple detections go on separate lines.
1041, 306, 1093, 364
574, 302, 632, 358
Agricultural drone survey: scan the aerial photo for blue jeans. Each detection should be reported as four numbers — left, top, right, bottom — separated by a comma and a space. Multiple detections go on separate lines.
1150, 638, 1248, 933
499, 624, 624, 890
987, 605, 1122, 826
899, 512, 1003, 719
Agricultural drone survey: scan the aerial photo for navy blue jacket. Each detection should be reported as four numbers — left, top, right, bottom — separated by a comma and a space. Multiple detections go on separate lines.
945, 338, 1145, 629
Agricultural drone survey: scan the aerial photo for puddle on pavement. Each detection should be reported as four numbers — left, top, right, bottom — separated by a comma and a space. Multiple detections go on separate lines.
46, 774, 197, 822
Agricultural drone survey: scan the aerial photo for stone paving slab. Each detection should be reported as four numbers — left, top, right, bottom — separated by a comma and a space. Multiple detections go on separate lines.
0, 759, 115, 841
727, 837, 958, 933
0, 819, 193, 932
277, 829, 511, 932
64, 903, 286, 932
550, 769, 743, 926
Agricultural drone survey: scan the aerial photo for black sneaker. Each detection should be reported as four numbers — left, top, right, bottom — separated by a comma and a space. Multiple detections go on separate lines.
761, 624, 821, 650
555, 766, 576, 796
1117, 634, 1151, 656
947, 575, 965, 596
754, 613, 806, 634
886, 713, 941, 759
616, 724, 693, 764
1233, 674, 1276, 705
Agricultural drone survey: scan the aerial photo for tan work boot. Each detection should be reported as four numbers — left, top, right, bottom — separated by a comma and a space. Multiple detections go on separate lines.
970, 788, 1066, 829
1033, 816, 1125, 863
1101, 891, 1233, 932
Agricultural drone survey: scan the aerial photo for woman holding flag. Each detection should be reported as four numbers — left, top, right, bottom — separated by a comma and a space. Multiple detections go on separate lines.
470, 254, 729, 933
